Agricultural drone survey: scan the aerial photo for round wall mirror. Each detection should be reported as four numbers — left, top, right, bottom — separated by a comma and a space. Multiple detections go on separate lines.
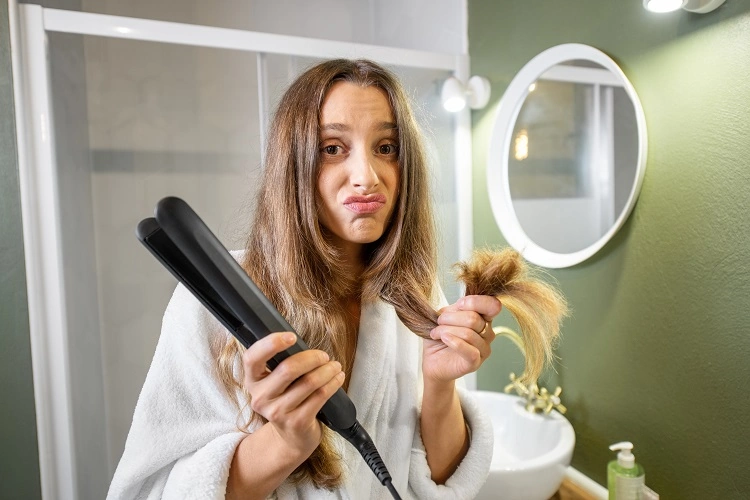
487, 44, 647, 268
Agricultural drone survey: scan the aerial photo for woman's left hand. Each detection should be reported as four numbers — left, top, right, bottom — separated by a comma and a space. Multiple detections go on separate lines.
422, 295, 502, 383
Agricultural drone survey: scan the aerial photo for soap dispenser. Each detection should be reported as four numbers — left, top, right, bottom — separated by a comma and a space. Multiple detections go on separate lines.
608, 442, 645, 500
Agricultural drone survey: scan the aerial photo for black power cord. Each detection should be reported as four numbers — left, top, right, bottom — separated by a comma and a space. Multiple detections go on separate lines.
340, 421, 403, 500
385, 480, 402, 500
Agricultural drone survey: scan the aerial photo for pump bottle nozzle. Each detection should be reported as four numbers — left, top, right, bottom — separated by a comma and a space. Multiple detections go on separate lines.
609, 441, 635, 468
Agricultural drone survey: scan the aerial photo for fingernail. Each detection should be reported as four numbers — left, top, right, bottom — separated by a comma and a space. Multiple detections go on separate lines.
458, 297, 465, 308
283, 332, 296, 343
336, 371, 345, 381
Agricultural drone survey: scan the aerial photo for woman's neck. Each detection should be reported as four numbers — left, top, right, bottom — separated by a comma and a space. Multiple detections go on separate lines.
339, 293, 361, 392
336, 241, 366, 276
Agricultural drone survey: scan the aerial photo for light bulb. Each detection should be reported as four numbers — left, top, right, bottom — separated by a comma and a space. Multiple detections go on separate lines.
443, 96, 466, 112
441, 76, 491, 113
643, 0, 686, 12
514, 129, 529, 161
441, 77, 467, 112
644, 0, 726, 13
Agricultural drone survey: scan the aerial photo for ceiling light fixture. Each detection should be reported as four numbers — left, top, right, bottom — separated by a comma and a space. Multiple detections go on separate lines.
441, 76, 491, 113
643, 0, 726, 13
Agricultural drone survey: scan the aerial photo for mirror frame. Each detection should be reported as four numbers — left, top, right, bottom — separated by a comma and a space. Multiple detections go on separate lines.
487, 43, 647, 268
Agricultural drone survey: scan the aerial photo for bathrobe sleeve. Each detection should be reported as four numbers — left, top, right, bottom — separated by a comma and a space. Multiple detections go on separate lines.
407, 388, 493, 499
106, 283, 250, 500
406, 286, 494, 500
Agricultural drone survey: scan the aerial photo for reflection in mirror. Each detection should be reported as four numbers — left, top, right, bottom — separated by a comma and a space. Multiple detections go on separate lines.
509, 61, 638, 254
488, 45, 646, 268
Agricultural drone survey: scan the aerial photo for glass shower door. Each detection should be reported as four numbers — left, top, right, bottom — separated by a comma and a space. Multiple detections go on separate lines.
47, 32, 263, 498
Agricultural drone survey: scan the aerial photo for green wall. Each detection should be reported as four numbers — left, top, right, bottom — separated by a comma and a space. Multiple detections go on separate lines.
0, 1, 42, 498
469, 1, 750, 498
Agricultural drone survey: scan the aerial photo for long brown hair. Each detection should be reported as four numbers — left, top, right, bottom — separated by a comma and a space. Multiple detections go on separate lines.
218, 59, 437, 489
217, 59, 569, 491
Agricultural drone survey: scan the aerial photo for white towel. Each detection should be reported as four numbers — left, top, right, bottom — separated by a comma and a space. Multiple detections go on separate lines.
108, 282, 492, 499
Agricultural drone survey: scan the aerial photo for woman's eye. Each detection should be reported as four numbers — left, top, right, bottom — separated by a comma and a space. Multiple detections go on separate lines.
322, 145, 341, 155
378, 144, 399, 155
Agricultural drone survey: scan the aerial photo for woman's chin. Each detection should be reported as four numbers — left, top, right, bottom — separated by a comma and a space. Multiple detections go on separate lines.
344, 221, 387, 244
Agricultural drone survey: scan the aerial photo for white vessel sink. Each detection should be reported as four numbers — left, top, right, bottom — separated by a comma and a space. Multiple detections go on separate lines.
473, 390, 575, 500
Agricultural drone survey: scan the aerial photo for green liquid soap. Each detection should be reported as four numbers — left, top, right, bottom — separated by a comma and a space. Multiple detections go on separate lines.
607, 441, 645, 500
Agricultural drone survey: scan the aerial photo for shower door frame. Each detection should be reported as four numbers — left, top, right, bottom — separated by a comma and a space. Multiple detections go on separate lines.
8, 2, 475, 498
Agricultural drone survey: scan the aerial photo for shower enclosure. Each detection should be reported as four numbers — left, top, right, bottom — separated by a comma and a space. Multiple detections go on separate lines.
10, 4, 473, 499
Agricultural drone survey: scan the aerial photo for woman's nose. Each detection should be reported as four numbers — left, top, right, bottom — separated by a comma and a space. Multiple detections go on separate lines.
349, 148, 379, 188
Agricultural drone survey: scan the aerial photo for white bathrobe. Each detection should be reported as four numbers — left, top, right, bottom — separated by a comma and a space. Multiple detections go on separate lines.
107, 282, 492, 500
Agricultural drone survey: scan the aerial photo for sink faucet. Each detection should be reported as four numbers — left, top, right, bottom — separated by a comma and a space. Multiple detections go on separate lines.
504, 372, 567, 415
494, 326, 567, 415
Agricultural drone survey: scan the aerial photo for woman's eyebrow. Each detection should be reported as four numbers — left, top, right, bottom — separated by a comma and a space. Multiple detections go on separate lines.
378, 122, 398, 131
320, 122, 397, 131
321, 123, 350, 131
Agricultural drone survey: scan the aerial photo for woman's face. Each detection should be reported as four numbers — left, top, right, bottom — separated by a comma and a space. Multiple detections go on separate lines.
316, 81, 400, 257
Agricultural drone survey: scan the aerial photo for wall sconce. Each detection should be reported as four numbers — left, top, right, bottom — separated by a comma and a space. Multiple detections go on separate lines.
441, 76, 491, 112
643, 0, 725, 13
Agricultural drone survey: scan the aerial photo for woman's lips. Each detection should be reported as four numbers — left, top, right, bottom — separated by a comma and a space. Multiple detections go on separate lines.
344, 194, 387, 214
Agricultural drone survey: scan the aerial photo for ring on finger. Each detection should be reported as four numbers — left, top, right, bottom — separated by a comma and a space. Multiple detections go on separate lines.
479, 321, 490, 338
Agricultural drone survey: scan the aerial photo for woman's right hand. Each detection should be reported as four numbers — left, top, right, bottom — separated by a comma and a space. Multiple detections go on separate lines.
241, 331, 345, 458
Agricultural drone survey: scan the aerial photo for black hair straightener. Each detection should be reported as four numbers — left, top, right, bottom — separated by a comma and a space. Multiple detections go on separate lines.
136, 196, 401, 499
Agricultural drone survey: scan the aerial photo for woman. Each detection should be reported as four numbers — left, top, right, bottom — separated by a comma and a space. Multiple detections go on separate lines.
108, 59, 501, 500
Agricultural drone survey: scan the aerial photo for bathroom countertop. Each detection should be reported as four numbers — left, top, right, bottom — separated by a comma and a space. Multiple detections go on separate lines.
549, 478, 600, 500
